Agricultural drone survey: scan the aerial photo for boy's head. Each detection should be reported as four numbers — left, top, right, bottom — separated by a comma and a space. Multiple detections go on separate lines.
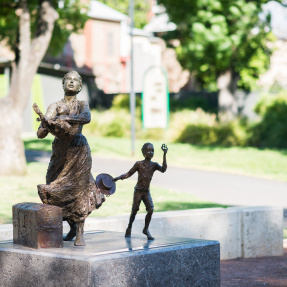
141, 143, 154, 159
56, 104, 70, 116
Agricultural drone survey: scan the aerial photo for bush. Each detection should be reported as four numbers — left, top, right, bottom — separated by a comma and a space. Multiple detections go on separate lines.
112, 94, 141, 111
170, 97, 215, 113
248, 93, 287, 148
137, 128, 166, 141
86, 105, 248, 147
85, 92, 287, 149
84, 109, 131, 138
176, 119, 248, 147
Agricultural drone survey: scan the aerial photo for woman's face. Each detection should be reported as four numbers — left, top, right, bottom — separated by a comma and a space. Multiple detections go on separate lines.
64, 72, 81, 94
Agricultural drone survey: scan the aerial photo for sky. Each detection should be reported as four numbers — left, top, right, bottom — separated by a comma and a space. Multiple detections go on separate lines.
263, 1, 287, 39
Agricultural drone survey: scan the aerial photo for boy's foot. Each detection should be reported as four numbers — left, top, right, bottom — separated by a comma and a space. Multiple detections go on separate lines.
143, 229, 154, 240
125, 228, 131, 238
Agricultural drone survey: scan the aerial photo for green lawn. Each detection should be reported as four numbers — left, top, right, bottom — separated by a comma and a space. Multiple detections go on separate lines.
24, 135, 287, 182
0, 162, 227, 224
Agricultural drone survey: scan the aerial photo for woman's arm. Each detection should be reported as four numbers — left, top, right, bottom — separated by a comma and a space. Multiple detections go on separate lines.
36, 103, 57, 139
60, 101, 91, 125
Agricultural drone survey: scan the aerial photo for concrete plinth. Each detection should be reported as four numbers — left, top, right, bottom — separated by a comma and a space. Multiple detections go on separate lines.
0, 231, 220, 287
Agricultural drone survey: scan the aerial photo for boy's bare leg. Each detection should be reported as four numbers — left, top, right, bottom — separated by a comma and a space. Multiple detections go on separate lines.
74, 220, 86, 246
143, 208, 154, 240
63, 220, 77, 241
125, 211, 137, 237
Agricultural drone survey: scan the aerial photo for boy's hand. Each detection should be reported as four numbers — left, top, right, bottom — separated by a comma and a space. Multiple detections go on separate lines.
161, 144, 168, 154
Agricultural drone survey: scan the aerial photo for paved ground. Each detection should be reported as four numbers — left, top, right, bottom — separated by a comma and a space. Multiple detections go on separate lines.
221, 246, 287, 287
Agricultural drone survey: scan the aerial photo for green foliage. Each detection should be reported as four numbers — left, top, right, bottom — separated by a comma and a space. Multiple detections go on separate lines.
86, 105, 248, 147
112, 94, 141, 111
102, 120, 126, 137
85, 90, 287, 149
170, 97, 215, 113
0, 0, 88, 56
97, 0, 149, 28
158, 0, 277, 91
85, 109, 131, 138
173, 109, 248, 147
85, 91, 287, 150
176, 120, 248, 147
249, 93, 287, 148
137, 128, 166, 141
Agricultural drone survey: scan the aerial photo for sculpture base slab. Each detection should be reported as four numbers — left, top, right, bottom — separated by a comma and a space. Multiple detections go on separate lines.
0, 231, 220, 287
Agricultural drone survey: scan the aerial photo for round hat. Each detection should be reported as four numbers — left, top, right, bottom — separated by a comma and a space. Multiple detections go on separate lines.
95, 173, 116, 196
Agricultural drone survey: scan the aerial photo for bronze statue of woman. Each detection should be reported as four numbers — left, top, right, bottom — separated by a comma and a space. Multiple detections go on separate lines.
34, 71, 104, 246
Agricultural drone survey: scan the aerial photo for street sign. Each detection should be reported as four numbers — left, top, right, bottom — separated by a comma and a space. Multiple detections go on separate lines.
142, 66, 169, 128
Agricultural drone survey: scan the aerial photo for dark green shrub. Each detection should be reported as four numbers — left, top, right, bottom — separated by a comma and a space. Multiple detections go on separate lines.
102, 120, 125, 137
112, 94, 141, 110
137, 128, 165, 140
176, 120, 247, 147
170, 97, 215, 113
249, 94, 287, 148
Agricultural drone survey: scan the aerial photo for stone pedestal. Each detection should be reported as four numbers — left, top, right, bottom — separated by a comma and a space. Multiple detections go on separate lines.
0, 231, 220, 287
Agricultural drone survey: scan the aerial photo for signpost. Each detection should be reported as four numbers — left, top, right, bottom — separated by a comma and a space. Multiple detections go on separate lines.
129, 0, 135, 156
142, 66, 169, 129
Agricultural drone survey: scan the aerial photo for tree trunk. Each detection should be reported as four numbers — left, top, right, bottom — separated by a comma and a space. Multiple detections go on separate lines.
217, 69, 240, 118
0, 0, 58, 176
0, 98, 27, 175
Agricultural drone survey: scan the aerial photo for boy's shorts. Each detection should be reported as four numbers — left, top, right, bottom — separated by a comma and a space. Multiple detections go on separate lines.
132, 189, 154, 212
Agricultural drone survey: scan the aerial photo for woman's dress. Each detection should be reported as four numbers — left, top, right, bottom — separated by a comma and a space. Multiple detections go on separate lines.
37, 99, 104, 223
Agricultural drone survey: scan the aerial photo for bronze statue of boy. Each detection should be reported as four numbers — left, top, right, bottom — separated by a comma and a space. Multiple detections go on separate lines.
113, 143, 168, 240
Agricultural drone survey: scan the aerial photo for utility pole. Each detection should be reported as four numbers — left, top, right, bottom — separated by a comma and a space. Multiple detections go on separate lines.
129, 0, 135, 156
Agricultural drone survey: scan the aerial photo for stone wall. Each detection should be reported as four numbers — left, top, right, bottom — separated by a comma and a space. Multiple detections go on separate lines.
0, 206, 283, 260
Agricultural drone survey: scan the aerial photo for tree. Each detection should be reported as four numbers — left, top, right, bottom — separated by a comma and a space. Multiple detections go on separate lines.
0, 0, 88, 175
157, 0, 280, 114
97, 0, 149, 28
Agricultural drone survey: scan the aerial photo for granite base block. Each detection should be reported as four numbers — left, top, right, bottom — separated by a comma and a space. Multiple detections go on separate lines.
0, 231, 220, 287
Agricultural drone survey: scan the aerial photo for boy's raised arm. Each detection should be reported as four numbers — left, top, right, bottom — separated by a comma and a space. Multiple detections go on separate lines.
159, 144, 168, 172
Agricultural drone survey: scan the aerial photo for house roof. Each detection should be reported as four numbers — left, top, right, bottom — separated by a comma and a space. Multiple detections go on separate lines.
88, 0, 128, 22
132, 28, 152, 37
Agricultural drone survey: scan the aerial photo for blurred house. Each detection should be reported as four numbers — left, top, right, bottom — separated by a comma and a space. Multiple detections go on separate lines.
258, 40, 287, 90
44, 0, 188, 95
45, 0, 172, 95
0, 0, 182, 132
